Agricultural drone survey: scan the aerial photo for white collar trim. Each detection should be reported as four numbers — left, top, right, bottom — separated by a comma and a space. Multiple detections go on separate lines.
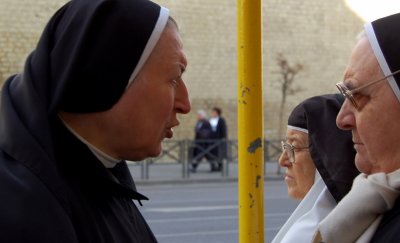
127, 7, 169, 87
287, 125, 308, 134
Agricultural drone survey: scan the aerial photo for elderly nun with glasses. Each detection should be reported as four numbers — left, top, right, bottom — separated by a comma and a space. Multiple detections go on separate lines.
312, 13, 400, 243
272, 94, 358, 243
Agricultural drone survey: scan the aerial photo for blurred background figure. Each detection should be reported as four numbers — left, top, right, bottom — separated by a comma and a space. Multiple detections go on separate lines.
190, 110, 212, 172
209, 107, 228, 172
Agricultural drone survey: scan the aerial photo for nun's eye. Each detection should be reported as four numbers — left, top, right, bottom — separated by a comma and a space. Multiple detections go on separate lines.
171, 79, 178, 87
171, 77, 182, 87
350, 91, 370, 110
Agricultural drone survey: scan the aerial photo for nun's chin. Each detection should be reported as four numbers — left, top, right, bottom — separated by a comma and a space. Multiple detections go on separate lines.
150, 145, 163, 158
354, 153, 372, 175
142, 146, 163, 160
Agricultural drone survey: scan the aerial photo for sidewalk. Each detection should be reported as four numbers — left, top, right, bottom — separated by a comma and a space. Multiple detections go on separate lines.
128, 161, 284, 185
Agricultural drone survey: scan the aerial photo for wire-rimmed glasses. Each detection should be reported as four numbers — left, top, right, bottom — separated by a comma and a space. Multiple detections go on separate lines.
281, 141, 310, 164
336, 69, 400, 109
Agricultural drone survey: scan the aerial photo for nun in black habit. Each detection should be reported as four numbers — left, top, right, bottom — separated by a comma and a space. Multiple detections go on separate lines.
272, 94, 359, 243
0, 0, 190, 242
313, 13, 400, 243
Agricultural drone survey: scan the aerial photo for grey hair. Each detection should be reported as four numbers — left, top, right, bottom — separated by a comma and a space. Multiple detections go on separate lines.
197, 109, 207, 118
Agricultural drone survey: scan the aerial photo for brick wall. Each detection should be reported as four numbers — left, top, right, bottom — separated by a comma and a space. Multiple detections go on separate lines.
0, 0, 363, 140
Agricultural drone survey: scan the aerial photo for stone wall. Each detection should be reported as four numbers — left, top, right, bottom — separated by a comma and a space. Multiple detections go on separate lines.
0, 0, 363, 140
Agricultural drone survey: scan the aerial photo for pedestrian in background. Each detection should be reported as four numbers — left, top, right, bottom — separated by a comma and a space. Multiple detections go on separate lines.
209, 107, 228, 171
190, 109, 213, 172
0, 0, 190, 242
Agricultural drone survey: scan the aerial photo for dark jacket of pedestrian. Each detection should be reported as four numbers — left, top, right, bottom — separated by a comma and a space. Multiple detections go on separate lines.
210, 107, 228, 163
193, 110, 213, 160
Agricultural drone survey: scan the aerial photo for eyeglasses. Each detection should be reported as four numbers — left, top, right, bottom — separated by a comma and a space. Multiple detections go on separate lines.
336, 69, 400, 109
281, 141, 310, 164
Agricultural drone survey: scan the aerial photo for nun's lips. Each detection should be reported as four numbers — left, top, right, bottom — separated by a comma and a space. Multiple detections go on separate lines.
165, 128, 173, 138
165, 122, 179, 138
353, 140, 364, 151
285, 173, 294, 181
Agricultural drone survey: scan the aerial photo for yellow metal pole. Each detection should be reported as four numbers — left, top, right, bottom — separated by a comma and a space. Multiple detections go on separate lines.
237, 0, 264, 242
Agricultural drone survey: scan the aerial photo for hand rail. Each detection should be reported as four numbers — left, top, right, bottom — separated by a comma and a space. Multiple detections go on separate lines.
127, 139, 282, 180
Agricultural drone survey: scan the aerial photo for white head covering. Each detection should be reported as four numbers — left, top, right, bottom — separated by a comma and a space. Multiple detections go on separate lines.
272, 171, 337, 243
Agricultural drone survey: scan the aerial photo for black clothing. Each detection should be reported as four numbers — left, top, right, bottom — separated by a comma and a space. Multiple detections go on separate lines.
0, 0, 168, 241
368, 13, 400, 87
288, 94, 359, 202
210, 117, 227, 141
30, 0, 164, 114
195, 120, 213, 140
370, 197, 400, 242
192, 119, 212, 163
210, 117, 228, 171
0, 116, 156, 242
52, 119, 156, 243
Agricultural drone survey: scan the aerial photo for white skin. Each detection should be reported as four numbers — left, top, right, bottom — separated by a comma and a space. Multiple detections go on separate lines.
336, 36, 400, 174
59, 21, 191, 161
278, 129, 315, 200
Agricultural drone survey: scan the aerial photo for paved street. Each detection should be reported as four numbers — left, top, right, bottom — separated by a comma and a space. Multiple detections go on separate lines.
136, 180, 299, 243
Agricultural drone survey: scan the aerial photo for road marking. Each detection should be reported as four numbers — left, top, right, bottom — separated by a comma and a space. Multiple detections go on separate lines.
142, 196, 290, 206
147, 212, 291, 223
144, 205, 237, 212
155, 227, 282, 238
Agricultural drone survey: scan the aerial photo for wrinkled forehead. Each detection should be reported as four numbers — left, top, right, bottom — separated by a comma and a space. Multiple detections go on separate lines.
286, 129, 308, 143
344, 36, 382, 85
150, 23, 184, 60
140, 23, 187, 79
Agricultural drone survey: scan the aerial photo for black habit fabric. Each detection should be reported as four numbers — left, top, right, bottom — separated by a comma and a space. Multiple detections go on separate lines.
288, 94, 359, 203
0, 0, 168, 242
370, 197, 400, 242
30, 0, 162, 114
369, 13, 400, 84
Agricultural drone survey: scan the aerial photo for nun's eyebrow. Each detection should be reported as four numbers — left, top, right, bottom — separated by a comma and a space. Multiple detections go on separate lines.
342, 72, 358, 90
286, 134, 308, 145
343, 80, 357, 90
285, 135, 299, 142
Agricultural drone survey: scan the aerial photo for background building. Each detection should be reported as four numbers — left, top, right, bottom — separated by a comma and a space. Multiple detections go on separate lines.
0, 0, 363, 140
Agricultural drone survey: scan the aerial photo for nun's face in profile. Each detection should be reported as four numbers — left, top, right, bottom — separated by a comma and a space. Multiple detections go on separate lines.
279, 129, 315, 200
337, 36, 400, 174
96, 23, 191, 160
